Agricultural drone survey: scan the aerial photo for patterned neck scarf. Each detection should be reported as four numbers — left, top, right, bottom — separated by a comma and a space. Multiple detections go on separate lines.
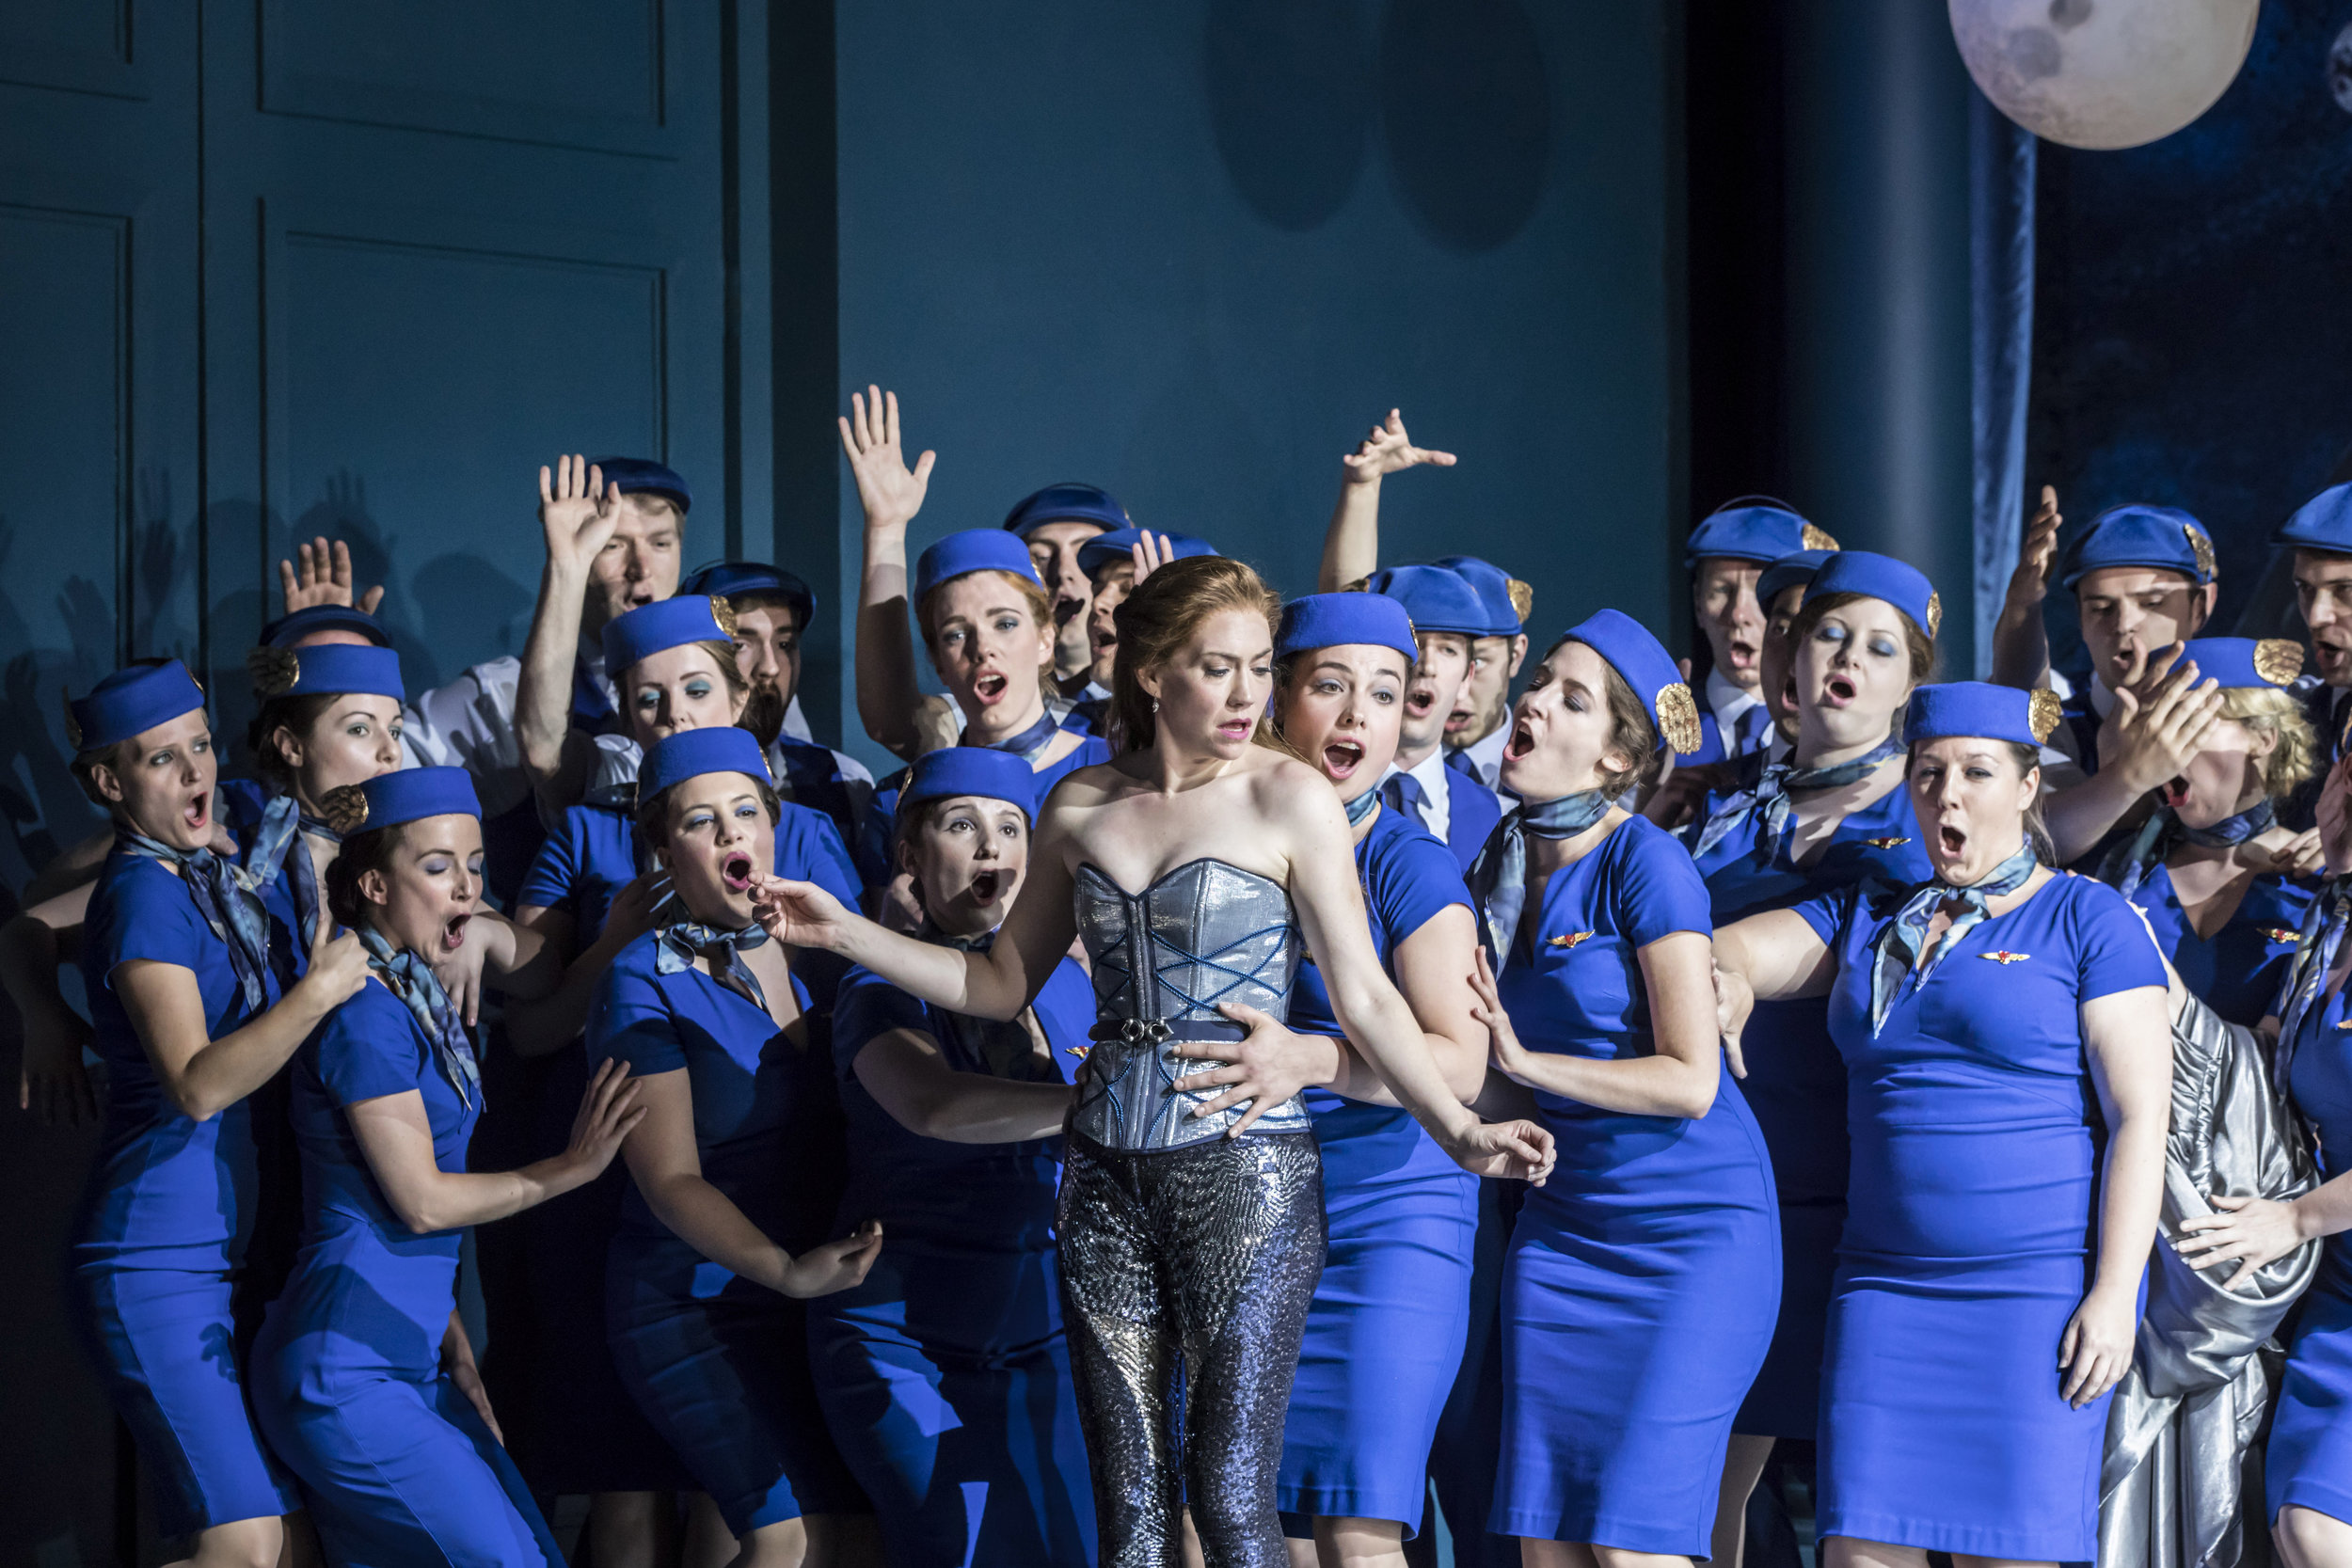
2099, 798, 2278, 902
655, 917, 773, 1014
1468, 789, 1615, 963
1343, 787, 1382, 827
357, 925, 480, 1108
1867, 840, 2041, 1035
118, 830, 275, 1014
1689, 733, 1903, 862
243, 791, 342, 951
966, 708, 1062, 765
922, 925, 1055, 1082
2276, 878, 2352, 1094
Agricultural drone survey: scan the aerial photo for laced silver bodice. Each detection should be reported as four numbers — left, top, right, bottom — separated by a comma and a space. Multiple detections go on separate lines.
1069, 858, 1309, 1150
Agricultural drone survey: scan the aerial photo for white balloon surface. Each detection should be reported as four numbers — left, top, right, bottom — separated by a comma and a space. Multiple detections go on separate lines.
1949, 0, 2258, 150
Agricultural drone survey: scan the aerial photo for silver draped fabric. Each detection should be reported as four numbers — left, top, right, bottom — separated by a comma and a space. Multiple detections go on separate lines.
2099, 990, 2320, 1568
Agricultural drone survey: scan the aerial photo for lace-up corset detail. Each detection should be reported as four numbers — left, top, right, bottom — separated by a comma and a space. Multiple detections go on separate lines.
1070, 858, 1309, 1149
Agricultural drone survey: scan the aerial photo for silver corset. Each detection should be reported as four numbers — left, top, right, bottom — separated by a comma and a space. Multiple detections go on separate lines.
1070, 858, 1310, 1150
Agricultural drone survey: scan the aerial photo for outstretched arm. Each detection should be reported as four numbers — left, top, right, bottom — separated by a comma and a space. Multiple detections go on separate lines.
1317, 409, 1456, 593
843, 388, 938, 761
1989, 484, 2061, 691
517, 456, 624, 815
852, 1029, 1075, 1143
752, 795, 1083, 1022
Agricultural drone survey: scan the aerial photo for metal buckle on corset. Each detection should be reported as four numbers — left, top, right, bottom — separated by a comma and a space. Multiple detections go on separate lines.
1088, 1018, 1172, 1045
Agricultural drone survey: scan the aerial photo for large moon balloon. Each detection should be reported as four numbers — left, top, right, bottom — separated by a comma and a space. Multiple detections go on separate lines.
1949, 0, 2258, 150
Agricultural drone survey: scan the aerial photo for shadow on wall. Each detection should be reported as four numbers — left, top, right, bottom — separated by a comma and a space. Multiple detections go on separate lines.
1203, 0, 1551, 253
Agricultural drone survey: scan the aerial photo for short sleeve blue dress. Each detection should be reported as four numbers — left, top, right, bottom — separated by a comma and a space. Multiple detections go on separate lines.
807, 940, 1096, 1566
587, 930, 867, 1536
1276, 804, 1481, 1536
1490, 816, 1780, 1554
68, 848, 298, 1536
501, 797, 859, 1496
2265, 914, 2352, 1527
249, 979, 562, 1566
1687, 768, 1931, 1437
1797, 871, 2165, 1560
2122, 862, 2312, 1027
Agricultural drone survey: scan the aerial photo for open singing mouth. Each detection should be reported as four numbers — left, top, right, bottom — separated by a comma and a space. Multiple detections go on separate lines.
1505, 721, 1536, 760
1322, 737, 1364, 779
1823, 673, 1856, 705
442, 912, 470, 953
970, 868, 1002, 902
973, 672, 1009, 703
722, 852, 755, 894
1938, 822, 1967, 858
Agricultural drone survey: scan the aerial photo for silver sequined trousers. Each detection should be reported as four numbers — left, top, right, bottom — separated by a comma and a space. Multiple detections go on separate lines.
1057, 1130, 1326, 1568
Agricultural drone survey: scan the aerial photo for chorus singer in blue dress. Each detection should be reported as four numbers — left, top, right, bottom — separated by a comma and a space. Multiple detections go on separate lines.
1714, 681, 2171, 1568
1467, 610, 1779, 1565
248, 767, 641, 1567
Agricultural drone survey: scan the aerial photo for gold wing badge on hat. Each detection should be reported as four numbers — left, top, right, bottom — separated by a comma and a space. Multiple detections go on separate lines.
246, 645, 301, 699
1655, 681, 1704, 755
1924, 592, 1943, 640
2185, 522, 2216, 579
1802, 524, 1841, 551
2028, 688, 2063, 745
319, 784, 370, 834
59, 685, 81, 750
708, 595, 739, 638
2254, 639, 2305, 687
1506, 578, 1534, 624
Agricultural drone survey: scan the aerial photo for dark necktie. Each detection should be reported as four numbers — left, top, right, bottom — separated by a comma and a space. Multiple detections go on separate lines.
1382, 770, 1427, 828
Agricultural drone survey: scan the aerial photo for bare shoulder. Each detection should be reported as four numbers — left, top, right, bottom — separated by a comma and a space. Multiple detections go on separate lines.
1246, 749, 1339, 809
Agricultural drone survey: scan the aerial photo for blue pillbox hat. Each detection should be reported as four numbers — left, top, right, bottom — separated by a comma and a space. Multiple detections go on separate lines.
899, 746, 1041, 824
914, 531, 1046, 604
590, 456, 692, 514
68, 660, 206, 752
1361, 564, 1489, 639
1431, 555, 1526, 636
1903, 681, 2063, 749
1805, 550, 1941, 639
2058, 503, 2215, 589
680, 560, 817, 632
2274, 483, 2352, 556
1076, 528, 1218, 577
258, 604, 392, 650
1276, 593, 1422, 667
1756, 548, 1836, 609
2174, 637, 2305, 690
641, 727, 773, 804
352, 767, 481, 831
1684, 498, 1836, 571
247, 642, 405, 703
602, 596, 733, 678
1563, 610, 1703, 754
1001, 483, 1129, 537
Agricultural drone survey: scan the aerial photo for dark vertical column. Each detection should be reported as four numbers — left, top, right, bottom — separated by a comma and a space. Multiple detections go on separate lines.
1781, 0, 1976, 673
769, 0, 842, 742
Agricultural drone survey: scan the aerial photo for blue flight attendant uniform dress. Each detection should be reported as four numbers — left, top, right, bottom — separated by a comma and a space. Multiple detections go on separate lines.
2124, 864, 2312, 1027
70, 848, 299, 1536
250, 980, 562, 1567
2269, 949, 2352, 1526
1795, 872, 2164, 1560
588, 931, 868, 1536
1688, 772, 1931, 1438
505, 798, 860, 1496
1491, 816, 1779, 1553
1278, 805, 1480, 1534
809, 943, 1097, 1566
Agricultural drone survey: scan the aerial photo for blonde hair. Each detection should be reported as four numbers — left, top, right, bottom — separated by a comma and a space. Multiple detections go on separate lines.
1110, 555, 1295, 757
2220, 685, 2317, 802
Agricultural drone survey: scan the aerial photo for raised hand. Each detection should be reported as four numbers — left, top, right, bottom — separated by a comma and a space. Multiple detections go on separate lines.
2101, 649, 2222, 794
746, 871, 853, 951
838, 386, 935, 532
1341, 409, 1458, 487
1169, 1002, 1340, 1134
538, 454, 623, 574
782, 1219, 885, 1299
1131, 531, 1175, 588
564, 1058, 645, 1179
278, 537, 387, 615
2004, 485, 2062, 614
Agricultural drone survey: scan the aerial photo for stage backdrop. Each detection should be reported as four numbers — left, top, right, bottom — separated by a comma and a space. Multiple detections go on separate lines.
2027, 0, 2352, 667
818, 0, 1686, 768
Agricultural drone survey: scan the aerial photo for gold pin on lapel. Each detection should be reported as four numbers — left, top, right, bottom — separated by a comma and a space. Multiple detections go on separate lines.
1979, 950, 2030, 965
1548, 930, 1596, 950
1865, 836, 1912, 849
2263, 927, 2301, 945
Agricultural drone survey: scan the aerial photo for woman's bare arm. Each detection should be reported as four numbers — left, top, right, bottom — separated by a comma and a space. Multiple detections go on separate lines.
116, 922, 369, 1121
852, 1031, 1074, 1144
2062, 983, 2172, 1406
